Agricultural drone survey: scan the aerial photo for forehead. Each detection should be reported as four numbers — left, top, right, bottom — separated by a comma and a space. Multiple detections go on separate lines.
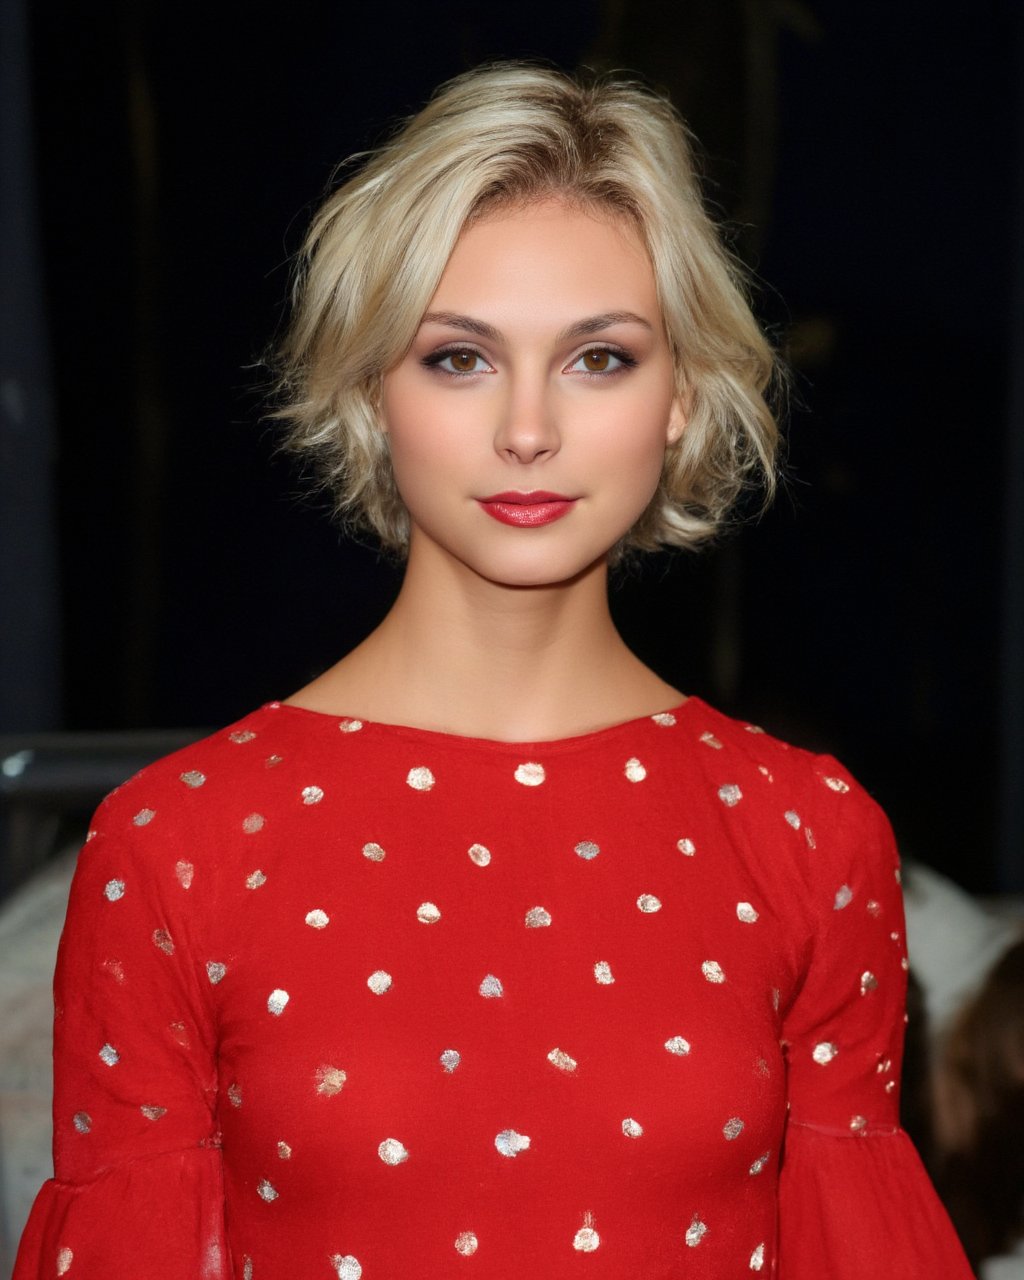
425, 198, 661, 325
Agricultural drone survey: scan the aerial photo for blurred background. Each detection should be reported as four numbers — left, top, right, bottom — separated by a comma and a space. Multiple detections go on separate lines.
1, 0, 1022, 1273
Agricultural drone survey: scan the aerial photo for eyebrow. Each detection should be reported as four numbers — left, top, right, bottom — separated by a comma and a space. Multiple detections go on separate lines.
419, 310, 654, 342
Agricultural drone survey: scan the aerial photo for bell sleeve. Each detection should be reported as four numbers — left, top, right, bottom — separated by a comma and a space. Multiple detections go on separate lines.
13, 781, 230, 1278
777, 757, 974, 1279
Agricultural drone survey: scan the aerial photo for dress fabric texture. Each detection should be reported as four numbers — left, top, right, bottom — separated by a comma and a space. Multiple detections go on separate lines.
14, 696, 973, 1278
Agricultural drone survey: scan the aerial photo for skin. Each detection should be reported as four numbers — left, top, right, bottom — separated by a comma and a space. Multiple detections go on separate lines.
286, 198, 688, 742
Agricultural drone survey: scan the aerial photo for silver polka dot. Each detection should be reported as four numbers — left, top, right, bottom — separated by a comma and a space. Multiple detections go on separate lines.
700, 731, 723, 749
301, 785, 324, 805
867, 898, 882, 917
406, 766, 435, 791
514, 761, 545, 787
804, 826, 817, 849
624, 757, 647, 782
749, 1151, 770, 1175
265, 754, 283, 768
495, 1128, 530, 1157
637, 893, 662, 913
651, 712, 676, 726
417, 902, 441, 924
316, 1065, 347, 1097
277, 1141, 292, 1159
834, 884, 854, 910
257, 1178, 278, 1201
677, 838, 696, 856
454, 1232, 478, 1257
243, 813, 265, 834
823, 775, 850, 793
525, 906, 551, 927
175, 861, 194, 889
227, 1083, 242, 1108
665, 1035, 691, 1056
758, 765, 772, 779
723, 1116, 745, 1140
594, 960, 614, 985
73, 1111, 91, 1133
104, 879, 125, 902
877, 1057, 892, 1074
468, 843, 491, 866
331, 1256, 362, 1280
479, 974, 503, 998
860, 970, 879, 995
750, 1243, 765, 1270
152, 929, 174, 955
718, 784, 742, 807
736, 902, 759, 923
243, 1258, 253, 1280
575, 840, 600, 860
784, 810, 801, 829
56, 1247, 73, 1276
685, 1215, 707, 1247
368, 970, 392, 995
180, 770, 206, 788
338, 718, 363, 733
850, 1114, 867, 1133
267, 989, 289, 1015
547, 1047, 577, 1072
140, 1104, 166, 1120
573, 1224, 600, 1252
206, 961, 227, 985
746, 722, 766, 733
229, 729, 256, 743
362, 842, 386, 862
812, 1041, 838, 1064
305, 909, 330, 929
702, 960, 726, 984
885, 1079, 897, 1094
378, 1137, 409, 1165
440, 1049, 461, 1072
132, 808, 155, 826
622, 1117, 643, 1138
246, 869, 267, 889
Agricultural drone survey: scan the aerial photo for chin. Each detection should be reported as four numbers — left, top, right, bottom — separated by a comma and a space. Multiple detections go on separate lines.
461, 541, 613, 590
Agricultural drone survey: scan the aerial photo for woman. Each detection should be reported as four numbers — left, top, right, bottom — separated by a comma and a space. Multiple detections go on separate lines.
15, 64, 973, 1277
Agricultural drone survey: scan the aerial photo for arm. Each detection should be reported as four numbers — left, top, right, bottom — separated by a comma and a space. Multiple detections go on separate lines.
14, 783, 229, 1277
777, 758, 974, 1279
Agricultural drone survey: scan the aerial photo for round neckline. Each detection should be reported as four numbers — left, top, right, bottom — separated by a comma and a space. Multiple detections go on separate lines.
263, 695, 703, 755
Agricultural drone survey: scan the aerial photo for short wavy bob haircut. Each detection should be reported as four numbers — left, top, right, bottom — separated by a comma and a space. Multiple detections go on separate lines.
274, 62, 781, 557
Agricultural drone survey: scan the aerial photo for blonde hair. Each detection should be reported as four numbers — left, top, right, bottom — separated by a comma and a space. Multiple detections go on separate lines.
274, 62, 781, 555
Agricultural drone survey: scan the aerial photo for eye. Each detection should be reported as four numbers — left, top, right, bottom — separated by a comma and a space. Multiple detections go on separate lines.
566, 347, 636, 375
423, 347, 494, 375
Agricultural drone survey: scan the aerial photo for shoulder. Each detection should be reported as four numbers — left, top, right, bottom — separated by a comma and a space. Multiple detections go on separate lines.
682, 695, 898, 881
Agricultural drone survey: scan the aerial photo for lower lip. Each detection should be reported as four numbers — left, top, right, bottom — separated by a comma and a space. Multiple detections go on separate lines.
478, 500, 576, 527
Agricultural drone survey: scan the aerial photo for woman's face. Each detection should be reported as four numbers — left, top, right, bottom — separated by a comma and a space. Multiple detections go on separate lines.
381, 198, 686, 588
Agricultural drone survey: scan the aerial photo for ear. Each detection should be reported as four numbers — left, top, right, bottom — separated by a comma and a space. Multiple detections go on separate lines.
665, 390, 689, 446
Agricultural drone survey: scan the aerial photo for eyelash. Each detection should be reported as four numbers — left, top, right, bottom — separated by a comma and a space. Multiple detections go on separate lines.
421, 344, 638, 378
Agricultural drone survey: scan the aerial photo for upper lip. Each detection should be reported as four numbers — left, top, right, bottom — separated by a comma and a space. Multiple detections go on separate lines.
478, 491, 575, 504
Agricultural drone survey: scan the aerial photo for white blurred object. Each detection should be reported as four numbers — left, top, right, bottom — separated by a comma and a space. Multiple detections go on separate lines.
902, 860, 1022, 1043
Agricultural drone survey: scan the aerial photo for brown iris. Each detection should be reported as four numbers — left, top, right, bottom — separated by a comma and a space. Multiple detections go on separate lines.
581, 349, 611, 372
449, 350, 478, 372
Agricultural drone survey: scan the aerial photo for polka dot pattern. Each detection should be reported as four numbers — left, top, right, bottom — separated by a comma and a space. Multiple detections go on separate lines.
17, 697, 971, 1279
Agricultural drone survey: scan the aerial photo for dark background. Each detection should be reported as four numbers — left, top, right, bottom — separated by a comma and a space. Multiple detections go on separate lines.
4, 0, 1022, 893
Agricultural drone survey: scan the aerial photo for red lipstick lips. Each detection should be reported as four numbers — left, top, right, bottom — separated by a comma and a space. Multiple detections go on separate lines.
477, 491, 577, 528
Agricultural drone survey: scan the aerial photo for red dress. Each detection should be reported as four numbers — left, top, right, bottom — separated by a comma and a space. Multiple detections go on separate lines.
14, 696, 973, 1278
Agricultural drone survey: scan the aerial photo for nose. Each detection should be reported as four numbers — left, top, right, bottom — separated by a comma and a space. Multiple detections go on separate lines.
492, 372, 561, 465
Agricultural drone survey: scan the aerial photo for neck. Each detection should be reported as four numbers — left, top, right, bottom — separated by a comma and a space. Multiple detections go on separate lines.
288, 540, 682, 741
